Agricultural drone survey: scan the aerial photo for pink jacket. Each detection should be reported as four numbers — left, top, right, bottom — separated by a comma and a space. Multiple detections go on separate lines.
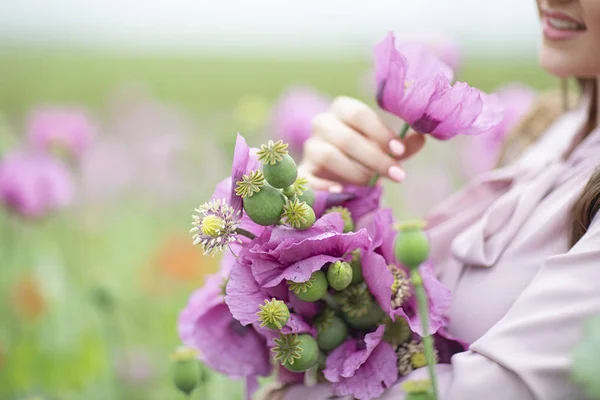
283, 96, 600, 400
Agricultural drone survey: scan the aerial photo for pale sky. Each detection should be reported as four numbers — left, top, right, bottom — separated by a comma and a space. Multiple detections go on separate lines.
0, 0, 542, 56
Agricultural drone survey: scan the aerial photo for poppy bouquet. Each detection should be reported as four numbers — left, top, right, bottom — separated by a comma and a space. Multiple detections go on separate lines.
176, 32, 502, 400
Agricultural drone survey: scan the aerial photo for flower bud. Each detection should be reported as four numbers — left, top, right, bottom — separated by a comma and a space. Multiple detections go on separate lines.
394, 220, 430, 269
327, 261, 353, 291
263, 154, 298, 189
298, 188, 315, 207
316, 310, 348, 352
273, 333, 319, 373
287, 270, 328, 302
343, 300, 386, 330
349, 250, 364, 284
243, 184, 286, 226
324, 206, 354, 233
171, 347, 201, 396
257, 298, 290, 330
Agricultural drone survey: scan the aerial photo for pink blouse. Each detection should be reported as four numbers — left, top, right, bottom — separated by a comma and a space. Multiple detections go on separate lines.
283, 95, 600, 400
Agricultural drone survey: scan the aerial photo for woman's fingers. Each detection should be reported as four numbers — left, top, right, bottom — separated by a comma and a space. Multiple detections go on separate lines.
396, 132, 426, 161
329, 96, 397, 153
312, 112, 403, 180
303, 137, 377, 186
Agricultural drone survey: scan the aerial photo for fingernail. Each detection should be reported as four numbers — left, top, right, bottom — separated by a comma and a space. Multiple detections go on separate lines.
388, 165, 406, 182
329, 185, 343, 193
389, 139, 405, 157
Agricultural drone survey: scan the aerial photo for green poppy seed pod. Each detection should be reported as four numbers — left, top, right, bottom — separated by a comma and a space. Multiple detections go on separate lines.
171, 347, 201, 396
343, 301, 386, 330
263, 154, 298, 189
324, 206, 354, 233
288, 270, 328, 302
383, 317, 412, 346
327, 261, 353, 291
317, 315, 348, 352
350, 250, 364, 284
243, 184, 286, 226
394, 220, 430, 269
282, 334, 319, 373
282, 185, 296, 198
257, 298, 290, 330
296, 204, 316, 231
299, 188, 315, 207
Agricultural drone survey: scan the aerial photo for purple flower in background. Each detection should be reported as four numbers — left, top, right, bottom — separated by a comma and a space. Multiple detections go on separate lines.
178, 268, 272, 379
27, 107, 96, 161
269, 87, 330, 157
375, 32, 503, 140
323, 326, 397, 400
418, 33, 462, 73
0, 150, 74, 218
360, 209, 452, 336
461, 84, 536, 177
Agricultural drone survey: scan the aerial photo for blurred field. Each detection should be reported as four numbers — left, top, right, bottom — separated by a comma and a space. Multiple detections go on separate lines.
0, 50, 556, 400
0, 51, 556, 115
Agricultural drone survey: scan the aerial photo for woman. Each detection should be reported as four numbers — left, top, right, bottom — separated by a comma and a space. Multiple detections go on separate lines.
263, 0, 600, 399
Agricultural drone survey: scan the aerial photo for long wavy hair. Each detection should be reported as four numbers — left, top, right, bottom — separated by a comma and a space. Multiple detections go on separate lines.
498, 78, 599, 247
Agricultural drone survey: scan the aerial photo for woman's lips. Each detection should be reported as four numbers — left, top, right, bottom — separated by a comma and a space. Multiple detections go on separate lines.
541, 10, 586, 41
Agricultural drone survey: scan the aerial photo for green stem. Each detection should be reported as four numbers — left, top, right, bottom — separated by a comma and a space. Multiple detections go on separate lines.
235, 228, 256, 240
398, 123, 411, 140
368, 122, 411, 187
411, 269, 439, 400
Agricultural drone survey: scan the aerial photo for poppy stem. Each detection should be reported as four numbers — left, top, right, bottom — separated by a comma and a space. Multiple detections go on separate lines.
398, 122, 411, 140
368, 122, 412, 186
235, 228, 257, 240
411, 269, 439, 399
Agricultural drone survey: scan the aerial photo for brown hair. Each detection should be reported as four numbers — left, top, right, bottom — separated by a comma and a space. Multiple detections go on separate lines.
498, 79, 600, 247
570, 78, 599, 246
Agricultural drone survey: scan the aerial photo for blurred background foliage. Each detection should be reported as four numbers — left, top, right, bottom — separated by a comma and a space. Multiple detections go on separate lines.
0, 36, 557, 400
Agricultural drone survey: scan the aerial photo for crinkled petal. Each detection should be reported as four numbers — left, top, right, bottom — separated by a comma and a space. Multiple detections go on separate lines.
180, 303, 271, 377
225, 259, 273, 325
229, 134, 261, 214
420, 262, 452, 334
253, 229, 371, 287
402, 74, 449, 127
178, 274, 225, 346
330, 341, 398, 400
375, 32, 408, 116
462, 91, 504, 136
324, 325, 386, 381
339, 185, 383, 222
361, 250, 394, 317
398, 42, 454, 83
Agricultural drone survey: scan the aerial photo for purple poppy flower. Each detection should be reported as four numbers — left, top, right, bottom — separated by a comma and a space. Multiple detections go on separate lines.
375, 32, 503, 140
246, 213, 371, 288
27, 107, 96, 161
461, 84, 536, 177
269, 86, 330, 157
0, 150, 74, 219
323, 326, 398, 400
361, 209, 452, 336
178, 268, 271, 379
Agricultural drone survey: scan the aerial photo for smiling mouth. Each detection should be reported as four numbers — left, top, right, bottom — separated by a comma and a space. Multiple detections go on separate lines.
546, 16, 586, 31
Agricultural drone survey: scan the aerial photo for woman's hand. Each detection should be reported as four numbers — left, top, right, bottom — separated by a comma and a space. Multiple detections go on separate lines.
300, 96, 426, 191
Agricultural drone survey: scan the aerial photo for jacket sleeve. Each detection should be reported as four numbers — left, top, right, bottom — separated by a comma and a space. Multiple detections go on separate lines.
382, 216, 600, 400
